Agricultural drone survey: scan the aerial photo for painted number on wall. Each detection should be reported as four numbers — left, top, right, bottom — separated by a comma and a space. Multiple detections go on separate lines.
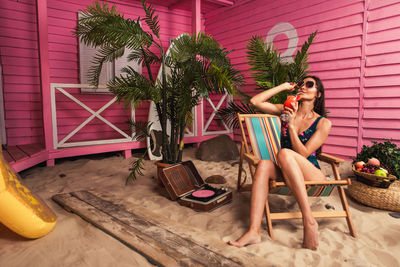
266, 22, 298, 63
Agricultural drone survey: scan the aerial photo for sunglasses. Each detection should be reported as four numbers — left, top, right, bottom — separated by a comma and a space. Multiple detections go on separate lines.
297, 81, 315, 88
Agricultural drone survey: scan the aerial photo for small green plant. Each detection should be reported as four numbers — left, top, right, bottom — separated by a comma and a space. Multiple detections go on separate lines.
353, 140, 400, 178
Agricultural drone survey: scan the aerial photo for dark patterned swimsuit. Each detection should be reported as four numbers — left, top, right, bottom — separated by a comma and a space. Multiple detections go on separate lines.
281, 116, 324, 169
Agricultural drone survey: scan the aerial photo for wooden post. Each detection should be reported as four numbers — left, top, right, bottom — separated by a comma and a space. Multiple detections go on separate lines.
36, 0, 53, 165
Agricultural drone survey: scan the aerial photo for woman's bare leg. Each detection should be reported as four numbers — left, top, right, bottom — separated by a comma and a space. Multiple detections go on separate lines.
277, 149, 326, 250
228, 160, 281, 248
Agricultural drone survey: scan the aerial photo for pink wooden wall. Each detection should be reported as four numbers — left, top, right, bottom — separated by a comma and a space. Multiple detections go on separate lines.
1, 0, 195, 146
2, 0, 400, 160
2, 0, 42, 146
205, 0, 400, 159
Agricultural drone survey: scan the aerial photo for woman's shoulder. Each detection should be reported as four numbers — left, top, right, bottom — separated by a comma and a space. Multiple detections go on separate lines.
316, 116, 331, 131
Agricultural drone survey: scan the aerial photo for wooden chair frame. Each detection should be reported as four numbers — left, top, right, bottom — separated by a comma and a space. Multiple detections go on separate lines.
237, 113, 356, 239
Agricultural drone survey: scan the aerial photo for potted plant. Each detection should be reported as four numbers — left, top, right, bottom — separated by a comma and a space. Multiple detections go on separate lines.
217, 32, 317, 128
74, 0, 244, 184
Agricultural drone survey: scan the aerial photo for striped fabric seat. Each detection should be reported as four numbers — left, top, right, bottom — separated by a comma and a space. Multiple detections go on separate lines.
243, 115, 336, 197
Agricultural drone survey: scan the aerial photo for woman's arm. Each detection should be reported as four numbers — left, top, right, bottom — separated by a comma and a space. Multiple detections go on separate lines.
250, 82, 296, 115
288, 117, 331, 158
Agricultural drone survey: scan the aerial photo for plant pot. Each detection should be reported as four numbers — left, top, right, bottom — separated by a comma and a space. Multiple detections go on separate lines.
155, 161, 172, 187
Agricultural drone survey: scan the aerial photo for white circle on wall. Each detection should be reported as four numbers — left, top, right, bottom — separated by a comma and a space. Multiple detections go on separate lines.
266, 22, 298, 63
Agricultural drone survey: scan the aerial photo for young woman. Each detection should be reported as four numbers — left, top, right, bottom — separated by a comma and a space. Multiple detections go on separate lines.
228, 76, 331, 250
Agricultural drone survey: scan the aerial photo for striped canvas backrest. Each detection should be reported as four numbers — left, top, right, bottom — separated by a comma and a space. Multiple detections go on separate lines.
242, 114, 335, 197
244, 116, 281, 164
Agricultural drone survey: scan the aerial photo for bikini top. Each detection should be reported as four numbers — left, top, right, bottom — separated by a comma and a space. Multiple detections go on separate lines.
281, 116, 324, 169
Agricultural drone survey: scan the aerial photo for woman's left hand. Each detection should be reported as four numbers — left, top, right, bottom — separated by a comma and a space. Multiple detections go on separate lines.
284, 101, 299, 130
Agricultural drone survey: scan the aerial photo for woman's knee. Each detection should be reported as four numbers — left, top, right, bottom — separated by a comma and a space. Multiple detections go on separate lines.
255, 160, 275, 178
277, 148, 293, 165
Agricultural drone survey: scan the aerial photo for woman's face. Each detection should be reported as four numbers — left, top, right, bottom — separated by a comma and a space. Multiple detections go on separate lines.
298, 77, 318, 100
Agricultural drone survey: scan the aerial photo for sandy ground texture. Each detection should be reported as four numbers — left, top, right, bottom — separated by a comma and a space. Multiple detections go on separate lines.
1, 146, 399, 267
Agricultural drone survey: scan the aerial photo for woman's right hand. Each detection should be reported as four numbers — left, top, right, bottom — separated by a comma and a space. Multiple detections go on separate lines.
281, 82, 298, 92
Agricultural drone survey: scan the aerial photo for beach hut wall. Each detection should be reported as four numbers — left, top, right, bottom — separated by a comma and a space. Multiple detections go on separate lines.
1, 0, 400, 171
205, 0, 400, 159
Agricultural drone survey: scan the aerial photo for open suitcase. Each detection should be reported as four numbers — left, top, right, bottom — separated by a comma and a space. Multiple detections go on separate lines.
160, 161, 232, 212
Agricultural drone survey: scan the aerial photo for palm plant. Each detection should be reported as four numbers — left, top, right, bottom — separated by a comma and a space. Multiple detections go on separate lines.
74, 0, 243, 183
218, 32, 317, 128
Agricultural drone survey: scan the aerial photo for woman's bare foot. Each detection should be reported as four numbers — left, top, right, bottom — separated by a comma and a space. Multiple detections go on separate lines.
228, 230, 261, 248
302, 219, 319, 250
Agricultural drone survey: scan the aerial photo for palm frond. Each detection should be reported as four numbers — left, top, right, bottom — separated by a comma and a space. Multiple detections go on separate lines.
288, 30, 317, 82
217, 101, 258, 129
141, 0, 160, 38
126, 153, 146, 184
88, 44, 125, 87
107, 66, 160, 108
128, 120, 152, 140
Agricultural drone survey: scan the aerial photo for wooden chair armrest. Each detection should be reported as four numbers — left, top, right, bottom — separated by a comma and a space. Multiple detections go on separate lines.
243, 153, 260, 166
317, 152, 344, 164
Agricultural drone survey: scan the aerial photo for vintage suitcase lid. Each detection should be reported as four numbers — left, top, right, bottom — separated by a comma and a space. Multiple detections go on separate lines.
162, 163, 196, 199
181, 161, 205, 188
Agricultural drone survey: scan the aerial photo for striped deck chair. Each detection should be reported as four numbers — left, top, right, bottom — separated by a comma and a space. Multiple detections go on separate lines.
237, 113, 356, 239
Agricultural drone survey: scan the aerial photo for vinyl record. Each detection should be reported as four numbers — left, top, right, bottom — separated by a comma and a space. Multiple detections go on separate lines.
192, 189, 215, 198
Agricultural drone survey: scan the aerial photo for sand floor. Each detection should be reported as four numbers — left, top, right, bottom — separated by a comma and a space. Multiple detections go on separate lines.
1, 147, 399, 267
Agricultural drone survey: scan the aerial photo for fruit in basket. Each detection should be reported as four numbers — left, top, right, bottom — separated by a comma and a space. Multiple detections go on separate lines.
361, 164, 378, 174
379, 167, 388, 175
354, 161, 365, 170
374, 169, 387, 177
368, 157, 380, 167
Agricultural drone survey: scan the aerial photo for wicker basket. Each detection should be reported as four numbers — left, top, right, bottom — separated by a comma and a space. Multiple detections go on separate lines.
352, 166, 397, 188
348, 180, 400, 212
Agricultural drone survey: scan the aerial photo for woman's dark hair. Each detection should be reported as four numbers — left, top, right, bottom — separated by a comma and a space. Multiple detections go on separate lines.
304, 75, 325, 116
303, 75, 326, 155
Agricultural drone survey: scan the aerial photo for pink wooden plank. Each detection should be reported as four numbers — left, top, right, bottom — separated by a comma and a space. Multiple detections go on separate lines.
7, 128, 33, 138
5, 146, 29, 162
363, 119, 400, 129
0, 37, 38, 50
364, 86, 400, 98
326, 98, 359, 108
366, 40, 400, 56
6, 119, 43, 128
367, 16, 400, 34
17, 143, 45, 157
2, 150, 15, 163
0, 17, 37, 32
368, 2, 400, 22
0, 9, 36, 23
329, 126, 358, 137
364, 97, 400, 108
320, 144, 356, 158
369, 0, 400, 11
367, 28, 400, 45
0, 47, 39, 59
309, 47, 362, 62
364, 75, 400, 87
314, 68, 360, 80
363, 128, 400, 140
330, 118, 359, 127
48, 141, 145, 160
3, 66, 40, 76
365, 64, 400, 77
10, 151, 48, 173
325, 135, 357, 146
366, 52, 400, 66
4, 101, 42, 111
326, 108, 359, 118
3, 1, 36, 14
363, 109, 400, 119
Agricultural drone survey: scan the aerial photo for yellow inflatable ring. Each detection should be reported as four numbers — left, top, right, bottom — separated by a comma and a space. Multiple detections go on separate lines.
0, 151, 56, 238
